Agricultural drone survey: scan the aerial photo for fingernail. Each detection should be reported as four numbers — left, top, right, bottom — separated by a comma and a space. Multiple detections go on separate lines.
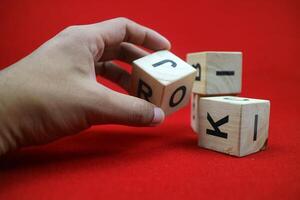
150, 107, 165, 126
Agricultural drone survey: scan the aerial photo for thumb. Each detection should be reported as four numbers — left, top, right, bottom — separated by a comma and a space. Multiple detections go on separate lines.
86, 86, 165, 127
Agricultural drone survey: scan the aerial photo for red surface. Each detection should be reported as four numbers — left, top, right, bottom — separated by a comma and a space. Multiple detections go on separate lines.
0, 0, 300, 199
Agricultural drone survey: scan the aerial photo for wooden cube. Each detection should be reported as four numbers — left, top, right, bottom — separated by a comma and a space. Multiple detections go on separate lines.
197, 96, 270, 157
186, 52, 242, 95
191, 93, 228, 134
131, 50, 196, 115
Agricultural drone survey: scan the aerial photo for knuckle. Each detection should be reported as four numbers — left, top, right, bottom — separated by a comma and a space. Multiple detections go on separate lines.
63, 25, 81, 34
116, 17, 131, 23
65, 25, 79, 31
59, 25, 86, 40
114, 17, 136, 27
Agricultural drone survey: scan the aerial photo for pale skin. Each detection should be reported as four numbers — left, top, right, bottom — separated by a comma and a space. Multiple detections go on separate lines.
0, 18, 171, 156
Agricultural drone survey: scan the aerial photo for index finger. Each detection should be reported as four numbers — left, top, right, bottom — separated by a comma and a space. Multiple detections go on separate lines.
87, 17, 171, 55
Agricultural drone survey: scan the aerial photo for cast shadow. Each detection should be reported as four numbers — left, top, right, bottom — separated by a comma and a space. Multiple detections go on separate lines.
0, 125, 200, 171
0, 130, 157, 170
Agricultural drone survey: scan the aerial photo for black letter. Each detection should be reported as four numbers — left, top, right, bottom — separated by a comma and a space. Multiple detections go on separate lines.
253, 114, 258, 141
152, 59, 177, 68
206, 113, 228, 139
137, 79, 152, 102
169, 86, 186, 107
216, 71, 235, 76
192, 63, 201, 81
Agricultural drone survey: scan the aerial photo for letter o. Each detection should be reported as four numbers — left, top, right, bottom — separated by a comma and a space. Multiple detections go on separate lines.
169, 86, 186, 107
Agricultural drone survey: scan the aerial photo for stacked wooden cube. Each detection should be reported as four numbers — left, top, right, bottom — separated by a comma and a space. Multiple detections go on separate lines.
130, 50, 270, 157
187, 52, 270, 157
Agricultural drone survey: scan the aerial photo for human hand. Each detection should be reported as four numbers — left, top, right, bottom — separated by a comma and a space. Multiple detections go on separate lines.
0, 17, 171, 156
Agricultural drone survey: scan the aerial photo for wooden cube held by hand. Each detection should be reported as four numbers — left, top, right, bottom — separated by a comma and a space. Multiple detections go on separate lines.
131, 50, 196, 115
187, 52, 242, 95
197, 96, 270, 157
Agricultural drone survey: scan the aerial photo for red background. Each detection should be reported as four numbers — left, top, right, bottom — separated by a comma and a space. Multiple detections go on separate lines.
0, 0, 300, 199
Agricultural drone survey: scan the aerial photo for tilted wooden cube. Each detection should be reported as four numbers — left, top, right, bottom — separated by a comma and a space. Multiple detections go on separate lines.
186, 52, 242, 95
130, 50, 196, 115
197, 96, 270, 157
